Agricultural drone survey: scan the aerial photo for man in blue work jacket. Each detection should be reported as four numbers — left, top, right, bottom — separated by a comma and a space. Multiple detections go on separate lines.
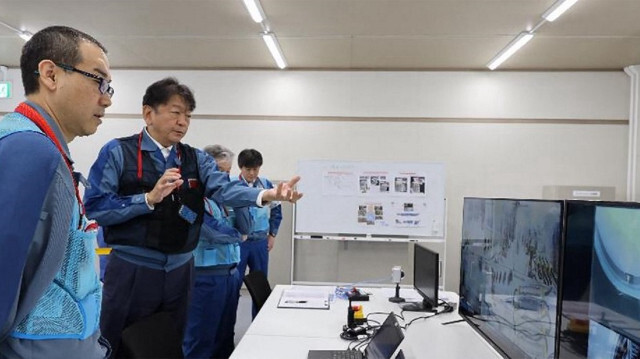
0, 26, 113, 358
183, 144, 247, 359
236, 149, 283, 318
83, 78, 302, 357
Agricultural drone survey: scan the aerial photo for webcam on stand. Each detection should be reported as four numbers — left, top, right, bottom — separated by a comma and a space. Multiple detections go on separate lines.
389, 265, 405, 303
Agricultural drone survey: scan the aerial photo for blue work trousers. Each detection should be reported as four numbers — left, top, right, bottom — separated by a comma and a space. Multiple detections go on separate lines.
183, 268, 241, 359
100, 254, 194, 358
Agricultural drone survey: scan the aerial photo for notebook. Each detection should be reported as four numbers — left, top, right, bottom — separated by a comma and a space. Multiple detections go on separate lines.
307, 312, 404, 359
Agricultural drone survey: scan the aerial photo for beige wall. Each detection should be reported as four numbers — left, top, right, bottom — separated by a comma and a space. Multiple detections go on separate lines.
2, 68, 629, 292
68, 118, 628, 291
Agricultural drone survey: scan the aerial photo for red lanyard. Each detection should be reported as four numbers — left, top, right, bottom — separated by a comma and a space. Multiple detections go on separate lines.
15, 102, 85, 225
137, 130, 181, 180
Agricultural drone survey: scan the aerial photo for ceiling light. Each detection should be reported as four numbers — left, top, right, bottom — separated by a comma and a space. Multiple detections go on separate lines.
262, 32, 287, 69
242, 0, 266, 23
0, 20, 33, 41
487, 32, 534, 70
542, 0, 580, 22
18, 31, 32, 41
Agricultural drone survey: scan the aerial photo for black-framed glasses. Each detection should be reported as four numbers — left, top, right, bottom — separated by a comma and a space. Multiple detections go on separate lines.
56, 63, 114, 98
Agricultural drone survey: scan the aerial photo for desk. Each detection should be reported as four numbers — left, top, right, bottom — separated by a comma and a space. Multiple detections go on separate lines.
231, 285, 503, 359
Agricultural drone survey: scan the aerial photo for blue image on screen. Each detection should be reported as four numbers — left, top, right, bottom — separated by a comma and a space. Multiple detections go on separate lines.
559, 201, 640, 359
589, 206, 640, 354
588, 321, 640, 359
459, 198, 562, 359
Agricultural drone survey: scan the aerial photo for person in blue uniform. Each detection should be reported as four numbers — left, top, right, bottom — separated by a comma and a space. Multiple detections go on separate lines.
183, 145, 247, 359
204, 144, 234, 174
0, 26, 113, 358
83, 78, 302, 357
236, 149, 283, 318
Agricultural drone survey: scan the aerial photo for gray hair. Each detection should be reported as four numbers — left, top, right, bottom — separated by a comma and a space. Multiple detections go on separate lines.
203, 144, 234, 162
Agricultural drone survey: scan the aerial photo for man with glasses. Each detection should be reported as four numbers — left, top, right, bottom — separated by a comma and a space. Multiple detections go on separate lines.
83, 77, 302, 357
0, 26, 112, 358
55, 63, 114, 97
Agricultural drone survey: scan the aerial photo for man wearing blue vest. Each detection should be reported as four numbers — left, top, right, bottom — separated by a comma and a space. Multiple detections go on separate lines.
183, 145, 247, 359
0, 26, 113, 358
83, 78, 302, 357
236, 149, 283, 318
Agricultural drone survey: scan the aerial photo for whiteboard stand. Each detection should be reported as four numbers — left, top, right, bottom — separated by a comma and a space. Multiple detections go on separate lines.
291, 199, 447, 288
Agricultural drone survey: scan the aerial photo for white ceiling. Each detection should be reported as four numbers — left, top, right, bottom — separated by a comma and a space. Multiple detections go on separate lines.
0, 0, 639, 71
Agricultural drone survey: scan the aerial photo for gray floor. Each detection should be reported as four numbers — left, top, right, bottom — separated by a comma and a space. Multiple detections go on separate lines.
234, 288, 253, 346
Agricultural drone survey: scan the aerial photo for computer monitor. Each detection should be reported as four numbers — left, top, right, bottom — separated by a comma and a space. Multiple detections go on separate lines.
459, 198, 563, 359
401, 244, 439, 312
558, 201, 640, 359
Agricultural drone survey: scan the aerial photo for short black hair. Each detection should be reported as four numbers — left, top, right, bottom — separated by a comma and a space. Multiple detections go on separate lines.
21, 26, 107, 95
142, 77, 196, 112
238, 149, 263, 168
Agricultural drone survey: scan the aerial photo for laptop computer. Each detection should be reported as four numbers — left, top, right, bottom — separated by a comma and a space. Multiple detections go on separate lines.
307, 312, 404, 359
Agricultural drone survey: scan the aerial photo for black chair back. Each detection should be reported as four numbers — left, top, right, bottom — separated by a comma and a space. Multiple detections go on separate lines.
243, 270, 272, 313
119, 311, 184, 358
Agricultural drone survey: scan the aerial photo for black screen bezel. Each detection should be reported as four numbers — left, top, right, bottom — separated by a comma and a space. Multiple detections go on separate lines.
414, 244, 439, 309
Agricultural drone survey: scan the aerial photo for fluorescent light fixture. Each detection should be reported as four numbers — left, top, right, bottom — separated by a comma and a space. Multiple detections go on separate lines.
487, 31, 534, 70
542, 0, 580, 22
18, 31, 32, 41
262, 32, 287, 69
0, 20, 33, 41
242, 0, 266, 23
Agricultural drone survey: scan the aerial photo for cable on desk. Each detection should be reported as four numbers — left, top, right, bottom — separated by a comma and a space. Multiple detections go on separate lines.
401, 300, 455, 329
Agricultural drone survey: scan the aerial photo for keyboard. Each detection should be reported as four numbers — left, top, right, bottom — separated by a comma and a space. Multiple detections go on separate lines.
307, 349, 364, 359
329, 350, 363, 359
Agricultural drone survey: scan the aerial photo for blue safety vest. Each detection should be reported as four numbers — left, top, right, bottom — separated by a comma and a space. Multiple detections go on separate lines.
248, 177, 271, 235
0, 114, 101, 340
193, 198, 241, 267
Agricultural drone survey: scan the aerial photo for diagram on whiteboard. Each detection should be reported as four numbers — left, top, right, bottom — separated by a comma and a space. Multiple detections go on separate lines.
357, 203, 386, 226
392, 201, 427, 228
297, 160, 445, 238
356, 201, 427, 228
323, 170, 358, 195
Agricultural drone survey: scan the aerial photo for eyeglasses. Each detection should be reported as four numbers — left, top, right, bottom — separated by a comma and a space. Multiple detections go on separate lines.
56, 63, 114, 98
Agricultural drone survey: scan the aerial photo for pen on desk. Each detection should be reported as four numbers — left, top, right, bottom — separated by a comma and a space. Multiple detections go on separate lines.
285, 300, 307, 304
441, 319, 465, 325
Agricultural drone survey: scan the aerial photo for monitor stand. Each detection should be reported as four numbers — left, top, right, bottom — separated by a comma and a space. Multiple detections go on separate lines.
400, 299, 436, 312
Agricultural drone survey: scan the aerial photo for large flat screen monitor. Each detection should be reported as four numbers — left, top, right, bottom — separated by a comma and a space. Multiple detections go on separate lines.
558, 201, 640, 359
459, 198, 563, 359
401, 244, 439, 311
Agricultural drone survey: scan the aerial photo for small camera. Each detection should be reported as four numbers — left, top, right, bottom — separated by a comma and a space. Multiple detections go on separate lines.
391, 266, 404, 284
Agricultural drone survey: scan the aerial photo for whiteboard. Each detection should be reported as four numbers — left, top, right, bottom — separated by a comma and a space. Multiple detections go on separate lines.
295, 160, 445, 237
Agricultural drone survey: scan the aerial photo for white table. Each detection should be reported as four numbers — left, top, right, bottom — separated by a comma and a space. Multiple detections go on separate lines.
231, 285, 503, 359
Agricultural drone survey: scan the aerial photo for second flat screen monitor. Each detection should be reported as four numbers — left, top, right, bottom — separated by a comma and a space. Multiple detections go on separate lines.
402, 244, 439, 311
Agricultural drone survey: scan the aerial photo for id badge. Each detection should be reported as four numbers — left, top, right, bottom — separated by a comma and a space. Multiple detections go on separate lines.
178, 204, 198, 224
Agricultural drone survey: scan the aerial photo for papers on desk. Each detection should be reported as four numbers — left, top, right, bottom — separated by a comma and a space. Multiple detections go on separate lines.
277, 286, 333, 310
